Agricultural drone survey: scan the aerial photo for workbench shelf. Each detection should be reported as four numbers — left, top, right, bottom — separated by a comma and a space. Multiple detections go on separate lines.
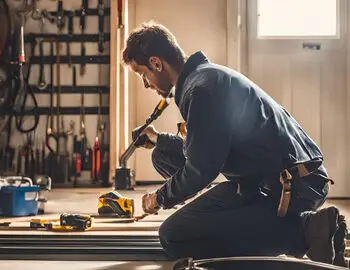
30, 55, 110, 65
1, 107, 109, 116
24, 33, 111, 43
31, 86, 110, 94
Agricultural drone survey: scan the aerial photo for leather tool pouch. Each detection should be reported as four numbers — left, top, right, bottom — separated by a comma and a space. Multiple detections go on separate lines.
278, 158, 330, 216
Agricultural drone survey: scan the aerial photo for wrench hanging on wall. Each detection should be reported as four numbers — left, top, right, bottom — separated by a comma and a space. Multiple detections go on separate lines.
79, 0, 88, 76
98, 0, 104, 54
67, 12, 74, 68
56, 0, 65, 34
37, 39, 47, 90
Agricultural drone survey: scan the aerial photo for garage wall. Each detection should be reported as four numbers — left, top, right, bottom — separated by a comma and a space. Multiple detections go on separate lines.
127, 0, 229, 182
4, 0, 110, 182
244, 0, 350, 198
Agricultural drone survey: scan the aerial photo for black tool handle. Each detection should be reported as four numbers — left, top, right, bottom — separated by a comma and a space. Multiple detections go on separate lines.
41, 141, 46, 174
35, 148, 40, 175
68, 13, 74, 35
80, 0, 88, 32
56, 0, 65, 30
73, 65, 77, 88
80, 44, 86, 75
0, 149, 4, 173
38, 40, 47, 89
98, 0, 104, 53
46, 133, 58, 155
67, 13, 74, 67
17, 149, 21, 174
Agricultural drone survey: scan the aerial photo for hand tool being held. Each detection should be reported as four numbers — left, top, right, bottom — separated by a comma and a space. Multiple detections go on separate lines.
114, 97, 171, 190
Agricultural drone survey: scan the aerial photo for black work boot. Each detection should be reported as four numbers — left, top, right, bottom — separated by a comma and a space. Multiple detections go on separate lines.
305, 206, 339, 264
333, 215, 348, 267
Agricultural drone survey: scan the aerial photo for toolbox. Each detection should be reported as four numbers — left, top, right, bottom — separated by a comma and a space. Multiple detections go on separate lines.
0, 177, 40, 217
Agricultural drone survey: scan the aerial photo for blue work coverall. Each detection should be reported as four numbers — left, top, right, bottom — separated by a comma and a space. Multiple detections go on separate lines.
152, 51, 330, 259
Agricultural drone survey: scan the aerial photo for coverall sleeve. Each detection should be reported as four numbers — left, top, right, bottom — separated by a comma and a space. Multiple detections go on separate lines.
156, 133, 184, 152
156, 87, 234, 209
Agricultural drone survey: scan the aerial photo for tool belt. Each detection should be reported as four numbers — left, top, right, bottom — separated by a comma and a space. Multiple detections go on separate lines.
277, 158, 327, 217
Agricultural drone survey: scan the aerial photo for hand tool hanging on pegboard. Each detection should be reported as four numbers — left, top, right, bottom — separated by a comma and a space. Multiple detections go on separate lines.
41, 139, 46, 175
79, 0, 88, 76
13, 12, 39, 134
23, 131, 35, 180
0, 138, 4, 174
97, 88, 110, 186
67, 12, 74, 68
0, 0, 11, 59
66, 120, 75, 182
74, 64, 92, 172
0, 0, 21, 133
37, 39, 47, 90
45, 41, 58, 179
0, 66, 11, 132
71, 66, 82, 183
3, 116, 15, 173
56, 0, 65, 35
55, 40, 70, 184
91, 89, 103, 184
35, 137, 40, 175
98, 0, 105, 54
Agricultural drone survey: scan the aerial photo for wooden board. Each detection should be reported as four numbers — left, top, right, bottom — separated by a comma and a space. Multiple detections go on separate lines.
0, 214, 165, 224
0, 230, 159, 236
0, 221, 161, 232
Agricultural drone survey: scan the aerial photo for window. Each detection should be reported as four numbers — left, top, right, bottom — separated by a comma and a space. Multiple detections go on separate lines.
257, 0, 338, 38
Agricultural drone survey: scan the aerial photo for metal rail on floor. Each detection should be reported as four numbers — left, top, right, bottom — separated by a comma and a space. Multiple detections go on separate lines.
0, 234, 170, 261
0, 234, 349, 262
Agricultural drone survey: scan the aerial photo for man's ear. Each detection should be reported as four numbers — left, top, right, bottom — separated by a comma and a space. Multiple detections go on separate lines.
149, 56, 163, 72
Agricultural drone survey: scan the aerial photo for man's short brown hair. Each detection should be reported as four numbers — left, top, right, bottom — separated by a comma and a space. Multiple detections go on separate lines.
122, 21, 186, 68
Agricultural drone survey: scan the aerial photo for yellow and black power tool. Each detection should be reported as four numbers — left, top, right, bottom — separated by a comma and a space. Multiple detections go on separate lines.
98, 190, 134, 218
30, 213, 93, 231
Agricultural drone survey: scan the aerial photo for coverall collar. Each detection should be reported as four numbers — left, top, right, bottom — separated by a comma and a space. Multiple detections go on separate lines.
175, 51, 209, 106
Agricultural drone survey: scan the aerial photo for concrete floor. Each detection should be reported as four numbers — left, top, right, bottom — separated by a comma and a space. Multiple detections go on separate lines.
0, 184, 349, 270
0, 184, 348, 226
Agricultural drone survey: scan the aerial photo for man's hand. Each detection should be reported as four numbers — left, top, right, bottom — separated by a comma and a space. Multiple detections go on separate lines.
132, 125, 159, 149
142, 192, 160, 214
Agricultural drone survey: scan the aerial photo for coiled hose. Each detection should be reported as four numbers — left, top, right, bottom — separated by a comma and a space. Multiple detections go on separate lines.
12, 21, 39, 134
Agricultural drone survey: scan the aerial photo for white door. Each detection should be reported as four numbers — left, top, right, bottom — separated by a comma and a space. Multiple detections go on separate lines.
246, 0, 349, 197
